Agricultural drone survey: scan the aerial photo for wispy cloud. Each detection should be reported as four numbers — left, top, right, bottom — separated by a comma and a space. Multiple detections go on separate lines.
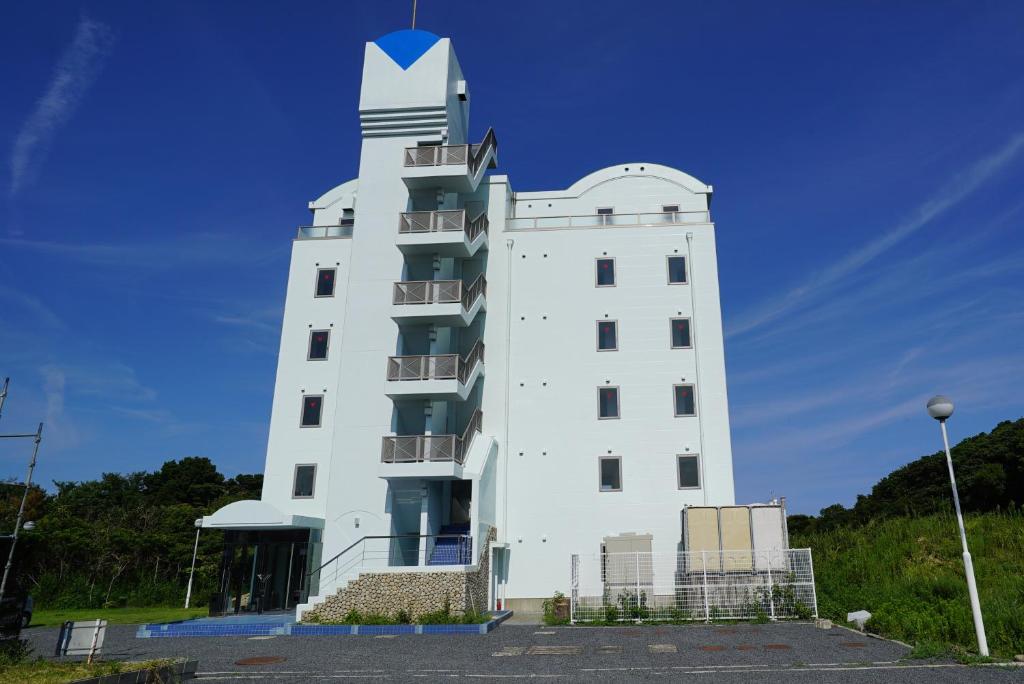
0, 284, 65, 329
727, 132, 1024, 338
8, 16, 115, 198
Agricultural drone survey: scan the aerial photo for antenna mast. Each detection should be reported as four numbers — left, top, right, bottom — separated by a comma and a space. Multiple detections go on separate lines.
411, 0, 418, 29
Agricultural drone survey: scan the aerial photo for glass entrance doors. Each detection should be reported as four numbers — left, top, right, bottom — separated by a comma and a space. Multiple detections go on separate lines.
213, 529, 320, 615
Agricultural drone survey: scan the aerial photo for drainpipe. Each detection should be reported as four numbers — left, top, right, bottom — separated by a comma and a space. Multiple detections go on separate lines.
501, 238, 514, 542
686, 233, 708, 506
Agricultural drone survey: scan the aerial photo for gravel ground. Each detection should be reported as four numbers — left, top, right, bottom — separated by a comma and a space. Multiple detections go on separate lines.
19, 622, 1024, 682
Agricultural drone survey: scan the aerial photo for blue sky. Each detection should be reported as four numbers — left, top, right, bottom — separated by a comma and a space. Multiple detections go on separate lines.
1, 1, 1022, 515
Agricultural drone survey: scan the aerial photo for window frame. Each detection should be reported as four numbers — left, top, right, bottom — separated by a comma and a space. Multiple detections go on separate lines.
662, 204, 680, 213
596, 206, 614, 226
666, 255, 687, 285
307, 329, 331, 361
673, 383, 697, 417
596, 320, 619, 351
670, 317, 692, 349
676, 454, 701, 490
314, 267, 337, 298
598, 455, 622, 492
292, 463, 317, 499
595, 257, 616, 288
300, 394, 324, 428
597, 385, 621, 420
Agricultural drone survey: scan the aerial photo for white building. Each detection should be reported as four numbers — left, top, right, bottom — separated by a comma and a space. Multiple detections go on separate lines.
202, 28, 735, 618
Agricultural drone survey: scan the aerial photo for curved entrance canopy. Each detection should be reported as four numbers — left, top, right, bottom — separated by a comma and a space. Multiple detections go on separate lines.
201, 500, 324, 530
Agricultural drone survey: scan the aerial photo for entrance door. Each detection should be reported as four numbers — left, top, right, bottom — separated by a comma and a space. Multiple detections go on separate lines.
451, 480, 471, 525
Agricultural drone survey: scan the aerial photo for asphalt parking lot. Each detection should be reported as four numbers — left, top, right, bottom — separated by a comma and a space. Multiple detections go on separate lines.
20, 622, 1024, 681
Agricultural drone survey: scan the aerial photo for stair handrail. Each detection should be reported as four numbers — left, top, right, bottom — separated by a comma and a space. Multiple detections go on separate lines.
457, 340, 485, 383
306, 533, 477, 583
460, 274, 487, 309
468, 128, 497, 175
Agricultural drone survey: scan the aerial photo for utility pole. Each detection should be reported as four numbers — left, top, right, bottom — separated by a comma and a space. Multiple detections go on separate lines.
411, 0, 418, 29
0, 377, 9, 422
0, 422, 44, 600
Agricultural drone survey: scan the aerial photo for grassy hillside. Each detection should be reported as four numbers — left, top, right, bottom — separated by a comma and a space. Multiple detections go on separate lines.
793, 511, 1024, 657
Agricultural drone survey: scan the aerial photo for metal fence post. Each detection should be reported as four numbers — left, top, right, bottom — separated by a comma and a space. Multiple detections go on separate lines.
570, 554, 578, 624
765, 551, 776, 620
806, 549, 819, 619
635, 553, 641, 621
701, 551, 710, 622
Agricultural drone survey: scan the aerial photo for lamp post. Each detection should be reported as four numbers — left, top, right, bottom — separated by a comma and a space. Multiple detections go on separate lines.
185, 518, 203, 609
926, 395, 988, 656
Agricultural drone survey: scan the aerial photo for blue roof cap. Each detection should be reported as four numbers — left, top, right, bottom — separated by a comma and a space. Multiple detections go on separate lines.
374, 29, 442, 70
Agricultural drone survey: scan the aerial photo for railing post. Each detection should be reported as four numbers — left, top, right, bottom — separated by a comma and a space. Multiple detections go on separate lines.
635, 552, 641, 622
765, 552, 776, 620
806, 549, 819, 619
701, 550, 710, 622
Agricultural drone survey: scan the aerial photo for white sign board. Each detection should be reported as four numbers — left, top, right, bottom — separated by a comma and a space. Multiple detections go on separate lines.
56, 619, 107, 660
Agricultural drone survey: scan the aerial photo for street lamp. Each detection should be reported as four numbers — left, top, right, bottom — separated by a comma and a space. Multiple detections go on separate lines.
184, 518, 203, 609
926, 395, 989, 656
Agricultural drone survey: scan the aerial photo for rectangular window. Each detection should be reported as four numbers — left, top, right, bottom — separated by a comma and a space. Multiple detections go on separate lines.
673, 384, 696, 416
667, 256, 687, 284
315, 268, 336, 297
598, 386, 620, 419
677, 455, 700, 489
301, 395, 323, 427
293, 464, 317, 498
597, 320, 618, 351
599, 456, 622, 492
308, 329, 330, 360
662, 204, 679, 213
596, 258, 616, 287
597, 207, 614, 225
670, 318, 692, 348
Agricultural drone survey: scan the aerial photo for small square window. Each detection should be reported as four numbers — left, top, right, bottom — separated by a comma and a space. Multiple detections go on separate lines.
301, 395, 323, 427
598, 386, 620, 419
673, 384, 696, 416
677, 455, 700, 489
662, 204, 680, 213
596, 258, 616, 287
596, 207, 614, 215
667, 256, 687, 284
597, 320, 618, 351
670, 318, 692, 348
315, 268, 336, 297
599, 456, 622, 492
293, 464, 317, 498
308, 330, 330, 360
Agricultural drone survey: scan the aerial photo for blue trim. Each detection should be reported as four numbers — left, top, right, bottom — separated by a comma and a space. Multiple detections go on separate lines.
374, 29, 441, 70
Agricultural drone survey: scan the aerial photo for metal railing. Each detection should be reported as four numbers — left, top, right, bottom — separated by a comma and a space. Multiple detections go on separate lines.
381, 408, 483, 465
398, 209, 489, 241
392, 274, 487, 309
506, 210, 710, 231
386, 340, 485, 383
403, 128, 497, 176
306, 533, 474, 597
296, 223, 354, 239
570, 549, 817, 623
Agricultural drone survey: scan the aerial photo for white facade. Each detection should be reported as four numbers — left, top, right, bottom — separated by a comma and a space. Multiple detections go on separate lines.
206, 29, 736, 614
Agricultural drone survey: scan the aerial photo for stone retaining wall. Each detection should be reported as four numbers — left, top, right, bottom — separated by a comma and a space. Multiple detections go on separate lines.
303, 527, 495, 622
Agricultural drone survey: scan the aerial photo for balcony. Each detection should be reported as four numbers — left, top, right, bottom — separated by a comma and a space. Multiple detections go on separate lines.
505, 209, 711, 231
401, 128, 497, 193
391, 274, 486, 327
379, 410, 483, 479
295, 221, 354, 240
396, 209, 488, 257
385, 341, 484, 401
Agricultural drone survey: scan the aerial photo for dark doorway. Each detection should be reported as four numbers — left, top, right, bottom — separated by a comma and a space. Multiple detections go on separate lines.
451, 480, 472, 525
212, 529, 319, 615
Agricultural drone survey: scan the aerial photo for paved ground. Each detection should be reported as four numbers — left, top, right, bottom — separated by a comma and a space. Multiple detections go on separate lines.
21, 622, 1023, 681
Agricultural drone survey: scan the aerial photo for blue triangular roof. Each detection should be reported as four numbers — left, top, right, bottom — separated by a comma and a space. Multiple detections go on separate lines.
374, 30, 442, 70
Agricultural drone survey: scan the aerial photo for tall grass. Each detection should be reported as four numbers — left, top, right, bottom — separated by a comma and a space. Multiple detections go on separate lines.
793, 511, 1024, 658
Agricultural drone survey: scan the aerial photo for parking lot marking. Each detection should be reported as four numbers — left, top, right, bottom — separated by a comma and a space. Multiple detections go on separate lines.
596, 645, 622, 654
527, 645, 583, 655
699, 645, 725, 651
764, 643, 792, 650
648, 644, 677, 653
492, 646, 525, 656
533, 630, 556, 635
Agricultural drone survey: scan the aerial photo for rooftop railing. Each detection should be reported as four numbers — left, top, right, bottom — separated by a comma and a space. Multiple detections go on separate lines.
296, 222, 354, 239
392, 274, 487, 309
403, 128, 497, 176
506, 210, 710, 231
398, 209, 489, 241
381, 409, 483, 465
386, 340, 485, 384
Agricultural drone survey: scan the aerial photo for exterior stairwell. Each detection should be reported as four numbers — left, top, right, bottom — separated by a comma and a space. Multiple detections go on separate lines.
427, 523, 472, 565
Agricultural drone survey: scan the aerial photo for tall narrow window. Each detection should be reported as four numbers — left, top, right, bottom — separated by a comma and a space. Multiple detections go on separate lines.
673, 384, 696, 416
599, 456, 622, 492
677, 455, 700, 489
293, 464, 317, 498
597, 207, 614, 225
308, 330, 330, 360
597, 320, 618, 351
667, 256, 687, 284
598, 386, 620, 419
301, 395, 323, 427
670, 318, 692, 349
596, 258, 616, 287
315, 268, 336, 297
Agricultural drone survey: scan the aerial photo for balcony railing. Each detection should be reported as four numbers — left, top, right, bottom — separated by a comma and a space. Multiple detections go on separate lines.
381, 409, 483, 465
403, 128, 497, 176
506, 210, 710, 231
296, 221, 354, 239
392, 274, 487, 309
398, 209, 488, 241
387, 341, 485, 384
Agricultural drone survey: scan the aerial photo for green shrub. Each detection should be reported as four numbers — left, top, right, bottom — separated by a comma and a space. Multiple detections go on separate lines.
542, 591, 570, 626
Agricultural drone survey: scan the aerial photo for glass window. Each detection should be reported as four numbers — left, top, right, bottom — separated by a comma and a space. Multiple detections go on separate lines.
596, 258, 615, 287
667, 256, 687, 284
674, 384, 696, 416
293, 464, 316, 498
677, 455, 700, 489
596, 207, 614, 215
671, 318, 692, 348
301, 395, 323, 427
599, 457, 622, 492
597, 321, 618, 351
662, 204, 679, 213
598, 386, 619, 419
308, 330, 330, 360
315, 268, 336, 297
